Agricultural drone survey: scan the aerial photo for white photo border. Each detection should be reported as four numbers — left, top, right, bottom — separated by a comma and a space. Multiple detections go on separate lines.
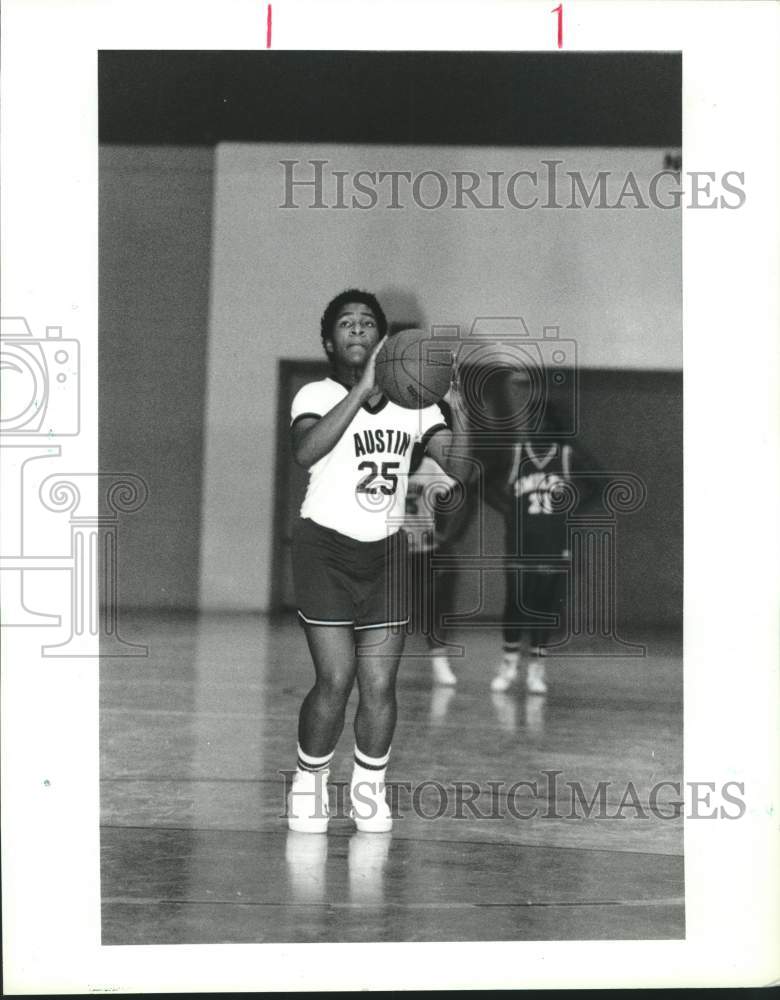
1, 0, 778, 992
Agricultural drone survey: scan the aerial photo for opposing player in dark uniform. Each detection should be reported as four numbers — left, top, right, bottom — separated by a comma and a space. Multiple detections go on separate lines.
287, 290, 463, 833
486, 421, 574, 694
424, 367, 595, 694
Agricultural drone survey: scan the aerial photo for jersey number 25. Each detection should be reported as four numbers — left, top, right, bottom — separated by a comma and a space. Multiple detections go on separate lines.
357, 461, 400, 496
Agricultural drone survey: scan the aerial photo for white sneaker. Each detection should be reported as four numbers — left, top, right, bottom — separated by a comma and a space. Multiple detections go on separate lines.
526, 660, 548, 695
490, 657, 518, 692
431, 654, 457, 686
350, 777, 393, 833
287, 768, 330, 833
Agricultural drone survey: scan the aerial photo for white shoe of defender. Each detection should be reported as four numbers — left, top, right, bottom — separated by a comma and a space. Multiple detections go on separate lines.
431, 655, 457, 686
350, 778, 393, 833
526, 660, 548, 695
490, 658, 519, 692
287, 768, 330, 834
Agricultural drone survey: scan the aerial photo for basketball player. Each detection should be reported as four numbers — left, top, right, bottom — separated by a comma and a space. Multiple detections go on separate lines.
486, 392, 574, 694
427, 368, 596, 694
287, 289, 465, 834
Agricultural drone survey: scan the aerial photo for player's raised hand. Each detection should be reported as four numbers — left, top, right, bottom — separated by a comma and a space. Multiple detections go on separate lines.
357, 336, 387, 399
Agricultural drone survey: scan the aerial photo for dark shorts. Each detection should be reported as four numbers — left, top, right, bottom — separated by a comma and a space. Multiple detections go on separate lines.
292, 518, 409, 630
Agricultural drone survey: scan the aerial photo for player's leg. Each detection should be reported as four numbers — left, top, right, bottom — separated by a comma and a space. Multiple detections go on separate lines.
292, 517, 358, 756
289, 518, 358, 832
492, 513, 522, 691
350, 625, 405, 832
347, 529, 408, 831
526, 570, 564, 695
427, 496, 474, 686
289, 623, 357, 833
298, 623, 358, 756
354, 626, 404, 757
491, 569, 522, 691
428, 558, 458, 686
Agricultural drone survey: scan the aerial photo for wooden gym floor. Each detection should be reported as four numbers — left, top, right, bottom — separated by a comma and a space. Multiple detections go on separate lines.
100, 613, 684, 944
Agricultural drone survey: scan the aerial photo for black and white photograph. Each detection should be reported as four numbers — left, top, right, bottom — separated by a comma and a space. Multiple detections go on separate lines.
97, 48, 686, 945
2, 0, 778, 993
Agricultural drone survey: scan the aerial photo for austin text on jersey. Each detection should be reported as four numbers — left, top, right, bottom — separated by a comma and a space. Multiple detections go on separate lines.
353, 429, 412, 458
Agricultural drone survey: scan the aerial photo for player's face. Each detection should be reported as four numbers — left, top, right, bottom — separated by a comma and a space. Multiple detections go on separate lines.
326, 303, 381, 367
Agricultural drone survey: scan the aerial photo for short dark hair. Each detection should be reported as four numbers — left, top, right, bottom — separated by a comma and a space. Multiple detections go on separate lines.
320, 289, 388, 354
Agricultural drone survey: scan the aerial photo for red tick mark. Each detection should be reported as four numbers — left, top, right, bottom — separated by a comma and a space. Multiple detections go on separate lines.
266, 4, 272, 48
552, 4, 563, 48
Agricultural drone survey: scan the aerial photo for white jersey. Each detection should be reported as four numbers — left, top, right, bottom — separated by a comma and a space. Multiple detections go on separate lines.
291, 377, 449, 542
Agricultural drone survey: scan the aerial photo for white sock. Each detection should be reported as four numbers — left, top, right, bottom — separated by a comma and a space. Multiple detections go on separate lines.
296, 743, 333, 777
502, 648, 520, 667
352, 746, 390, 789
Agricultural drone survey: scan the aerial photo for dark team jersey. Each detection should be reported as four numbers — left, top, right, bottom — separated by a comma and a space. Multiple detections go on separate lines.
431, 434, 598, 560
500, 442, 574, 557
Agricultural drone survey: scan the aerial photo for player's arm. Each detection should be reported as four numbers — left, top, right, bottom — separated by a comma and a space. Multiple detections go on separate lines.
422, 381, 476, 484
423, 427, 474, 484
433, 480, 476, 551
292, 340, 385, 469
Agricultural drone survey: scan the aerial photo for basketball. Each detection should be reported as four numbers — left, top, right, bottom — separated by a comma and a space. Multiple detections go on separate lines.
375, 329, 453, 409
